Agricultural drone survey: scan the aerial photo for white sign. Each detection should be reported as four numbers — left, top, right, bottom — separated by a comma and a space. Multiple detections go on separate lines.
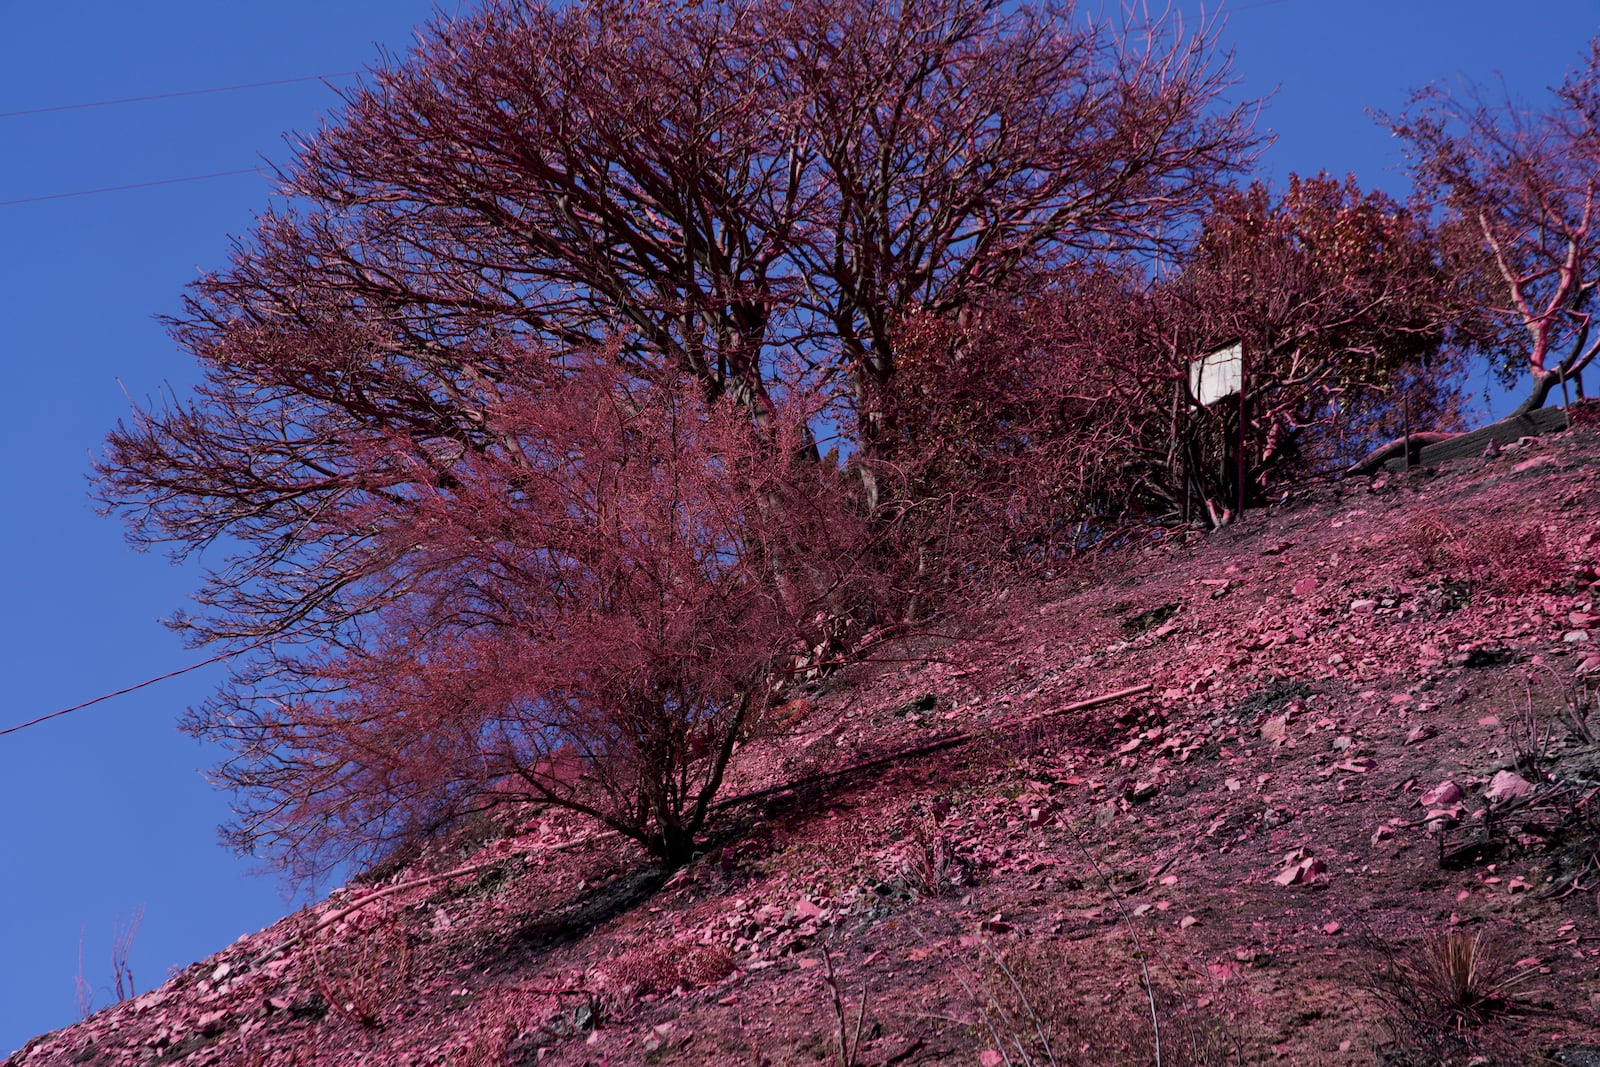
1189, 342, 1242, 407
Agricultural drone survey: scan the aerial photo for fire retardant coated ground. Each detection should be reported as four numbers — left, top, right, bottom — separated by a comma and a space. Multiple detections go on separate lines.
11, 413, 1600, 1067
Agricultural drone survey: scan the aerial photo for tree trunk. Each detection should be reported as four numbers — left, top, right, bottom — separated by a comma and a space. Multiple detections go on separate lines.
657, 820, 698, 870
1508, 369, 1563, 418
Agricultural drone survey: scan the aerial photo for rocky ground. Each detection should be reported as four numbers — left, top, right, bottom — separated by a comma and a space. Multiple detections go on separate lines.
9, 411, 1600, 1067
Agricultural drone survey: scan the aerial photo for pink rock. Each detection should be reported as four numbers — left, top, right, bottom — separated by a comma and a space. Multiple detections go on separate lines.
1273, 857, 1325, 886
1292, 577, 1320, 598
1334, 757, 1376, 774
1485, 770, 1534, 803
1418, 781, 1463, 807
794, 899, 823, 921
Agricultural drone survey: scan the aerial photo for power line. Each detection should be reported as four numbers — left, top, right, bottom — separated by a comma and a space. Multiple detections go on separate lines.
0, 648, 241, 738
1, 617, 335, 738
0, 71, 361, 119
0, 168, 266, 207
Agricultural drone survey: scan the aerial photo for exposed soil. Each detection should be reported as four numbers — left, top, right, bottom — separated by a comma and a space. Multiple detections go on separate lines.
10, 415, 1600, 1067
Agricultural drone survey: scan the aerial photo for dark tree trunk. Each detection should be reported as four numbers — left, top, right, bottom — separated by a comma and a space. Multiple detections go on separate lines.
1509, 369, 1563, 418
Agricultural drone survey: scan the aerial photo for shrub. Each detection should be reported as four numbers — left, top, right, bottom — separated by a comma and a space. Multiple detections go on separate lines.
1369, 928, 1536, 1062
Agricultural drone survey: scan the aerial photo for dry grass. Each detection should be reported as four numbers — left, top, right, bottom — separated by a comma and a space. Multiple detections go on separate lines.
1399, 510, 1559, 594
593, 938, 735, 1002
1370, 929, 1538, 1063
958, 939, 1248, 1067
308, 923, 412, 1029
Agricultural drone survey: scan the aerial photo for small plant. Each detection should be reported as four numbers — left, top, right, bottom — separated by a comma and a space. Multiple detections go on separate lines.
308, 922, 412, 1029
901, 817, 966, 897
110, 906, 142, 1002
1508, 679, 1555, 779
73, 926, 93, 1021
72, 906, 144, 1020
949, 936, 1247, 1067
1370, 928, 1535, 1055
593, 938, 734, 1005
1554, 666, 1597, 746
446, 1019, 518, 1067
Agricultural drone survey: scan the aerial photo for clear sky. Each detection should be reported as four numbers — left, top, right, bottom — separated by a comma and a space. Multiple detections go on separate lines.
1, 0, 1596, 1056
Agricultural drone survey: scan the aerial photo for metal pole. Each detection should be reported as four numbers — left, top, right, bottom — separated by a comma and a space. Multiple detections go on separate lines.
1236, 344, 1247, 518
1403, 392, 1412, 470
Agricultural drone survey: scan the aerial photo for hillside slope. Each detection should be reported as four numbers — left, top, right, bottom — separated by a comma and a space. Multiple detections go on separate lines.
10, 412, 1600, 1067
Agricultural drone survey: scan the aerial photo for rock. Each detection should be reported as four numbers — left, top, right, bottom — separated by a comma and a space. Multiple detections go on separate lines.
1321, 921, 1341, 935
1418, 781, 1463, 807
1260, 715, 1289, 741
1371, 825, 1395, 845
1425, 807, 1465, 834
1292, 577, 1320, 598
794, 899, 823, 921
1564, 630, 1591, 644
1273, 857, 1325, 886
1350, 599, 1377, 613
643, 1022, 675, 1053
1485, 770, 1534, 804
1404, 725, 1436, 745
1128, 781, 1160, 803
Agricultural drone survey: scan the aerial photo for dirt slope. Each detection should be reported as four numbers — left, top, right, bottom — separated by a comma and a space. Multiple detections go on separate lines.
10, 412, 1600, 1067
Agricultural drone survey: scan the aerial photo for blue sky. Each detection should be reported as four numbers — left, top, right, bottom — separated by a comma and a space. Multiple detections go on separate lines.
1, 0, 1596, 1056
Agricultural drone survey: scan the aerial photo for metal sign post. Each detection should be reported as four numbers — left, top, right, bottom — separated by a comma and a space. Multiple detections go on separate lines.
1187, 341, 1245, 519
1236, 343, 1247, 517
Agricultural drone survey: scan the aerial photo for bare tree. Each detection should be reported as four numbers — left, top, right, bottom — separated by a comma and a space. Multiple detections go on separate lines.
97, 0, 1255, 873
1387, 38, 1600, 414
175, 354, 870, 874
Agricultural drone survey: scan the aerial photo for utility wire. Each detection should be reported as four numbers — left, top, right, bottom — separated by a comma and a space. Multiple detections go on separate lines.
0, 71, 360, 119
0, 617, 336, 738
0, 168, 267, 207
0, 648, 241, 738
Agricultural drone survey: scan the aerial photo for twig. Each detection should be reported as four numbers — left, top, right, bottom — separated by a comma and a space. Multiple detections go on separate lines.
820, 944, 868, 1067
1059, 817, 1163, 1067
980, 939, 1057, 1065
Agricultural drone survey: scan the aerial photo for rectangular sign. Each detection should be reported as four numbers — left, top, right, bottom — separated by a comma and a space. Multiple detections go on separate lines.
1189, 342, 1243, 406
